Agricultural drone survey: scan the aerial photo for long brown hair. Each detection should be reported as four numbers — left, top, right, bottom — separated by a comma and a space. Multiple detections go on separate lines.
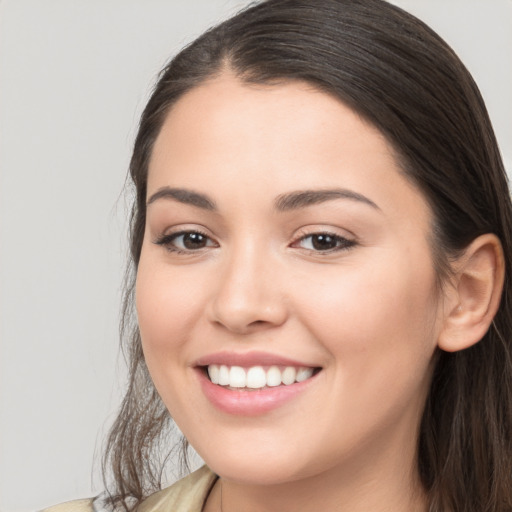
102, 1, 512, 510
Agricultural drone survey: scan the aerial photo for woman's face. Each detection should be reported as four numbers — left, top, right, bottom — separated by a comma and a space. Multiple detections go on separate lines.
136, 75, 445, 485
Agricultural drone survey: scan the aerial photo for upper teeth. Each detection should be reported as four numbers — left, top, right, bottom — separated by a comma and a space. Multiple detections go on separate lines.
207, 365, 314, 389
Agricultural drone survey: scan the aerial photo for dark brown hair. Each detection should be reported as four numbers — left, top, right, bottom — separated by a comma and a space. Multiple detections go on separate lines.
102, 1, 512, 510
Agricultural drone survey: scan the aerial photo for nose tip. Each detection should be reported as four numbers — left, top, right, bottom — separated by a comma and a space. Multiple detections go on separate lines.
209, 264, 288, 334
213, 303, 287, 334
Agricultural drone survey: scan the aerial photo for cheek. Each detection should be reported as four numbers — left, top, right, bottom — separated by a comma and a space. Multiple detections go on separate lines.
289, 259, 440, 456
304, 270, 434, 334
295, 251, 440, 394
135, 252, 206, 371
134, 253, 216, 426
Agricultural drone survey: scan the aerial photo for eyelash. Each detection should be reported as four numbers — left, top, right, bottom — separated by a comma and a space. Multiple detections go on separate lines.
153, 230, 356, 255
293, 232, 357, 253
153, 230, 216, 254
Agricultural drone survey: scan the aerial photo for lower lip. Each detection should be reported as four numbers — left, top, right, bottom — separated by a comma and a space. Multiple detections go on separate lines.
196, 368, 318, 416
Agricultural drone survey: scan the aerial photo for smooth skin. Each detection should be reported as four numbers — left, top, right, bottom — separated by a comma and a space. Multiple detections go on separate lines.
136, 74, 504, 512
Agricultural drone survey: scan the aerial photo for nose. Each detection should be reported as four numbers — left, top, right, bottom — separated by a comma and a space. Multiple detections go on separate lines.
208, 244, 288, 334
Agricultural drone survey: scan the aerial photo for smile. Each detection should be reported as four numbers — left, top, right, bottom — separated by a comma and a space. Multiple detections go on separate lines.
194, 351, 322, 415
207, 364, 315, 390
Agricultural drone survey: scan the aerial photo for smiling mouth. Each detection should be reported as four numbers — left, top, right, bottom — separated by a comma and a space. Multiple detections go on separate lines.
203, 364, 321, 390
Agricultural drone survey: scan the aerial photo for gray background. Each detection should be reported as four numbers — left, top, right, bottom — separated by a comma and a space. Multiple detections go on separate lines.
1, 1, 510, 511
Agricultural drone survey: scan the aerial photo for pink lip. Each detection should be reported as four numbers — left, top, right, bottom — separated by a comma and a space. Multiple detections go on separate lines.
194, 350, 316, 368
193, 351, 321, 416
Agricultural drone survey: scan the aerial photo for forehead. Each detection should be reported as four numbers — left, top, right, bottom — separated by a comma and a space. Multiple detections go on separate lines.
153, 76, 389, 150
148, 74, 431, 226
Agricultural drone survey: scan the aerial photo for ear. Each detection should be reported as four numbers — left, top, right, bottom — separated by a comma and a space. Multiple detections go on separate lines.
437, 234, 505, 352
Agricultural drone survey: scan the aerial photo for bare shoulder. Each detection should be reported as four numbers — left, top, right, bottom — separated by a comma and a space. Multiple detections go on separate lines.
42, 498, 95, 512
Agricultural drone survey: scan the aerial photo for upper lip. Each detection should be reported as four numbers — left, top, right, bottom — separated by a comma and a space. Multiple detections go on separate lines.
193, 351, 319, 368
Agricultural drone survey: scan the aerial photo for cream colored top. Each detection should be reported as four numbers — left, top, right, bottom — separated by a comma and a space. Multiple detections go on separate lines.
42, 466, 218, 512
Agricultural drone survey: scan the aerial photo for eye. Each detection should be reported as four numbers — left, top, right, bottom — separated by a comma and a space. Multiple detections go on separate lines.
294, 232, 356, 253
153, 230, 217, 253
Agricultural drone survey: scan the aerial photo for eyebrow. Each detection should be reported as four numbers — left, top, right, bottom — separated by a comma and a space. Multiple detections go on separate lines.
274, 188, 380, 211
147, 187, 217, 210
146, 186, 379, 212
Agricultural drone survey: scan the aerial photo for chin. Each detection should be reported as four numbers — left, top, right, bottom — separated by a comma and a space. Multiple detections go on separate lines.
196, 444, 285, 481
212, 462, 305, 486
197, 442, 320, 486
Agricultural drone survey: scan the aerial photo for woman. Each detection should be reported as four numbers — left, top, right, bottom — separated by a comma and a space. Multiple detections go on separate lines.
45, 0, 512, 510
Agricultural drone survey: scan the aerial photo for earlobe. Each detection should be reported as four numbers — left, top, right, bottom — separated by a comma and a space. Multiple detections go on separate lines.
437, 234, 505, 353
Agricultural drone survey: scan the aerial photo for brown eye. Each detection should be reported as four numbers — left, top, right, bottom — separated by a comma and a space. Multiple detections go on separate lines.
296, 233, 356, 253
310, 234, 338, 250
181, 232, 208, 249
154, 230, 217, 253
